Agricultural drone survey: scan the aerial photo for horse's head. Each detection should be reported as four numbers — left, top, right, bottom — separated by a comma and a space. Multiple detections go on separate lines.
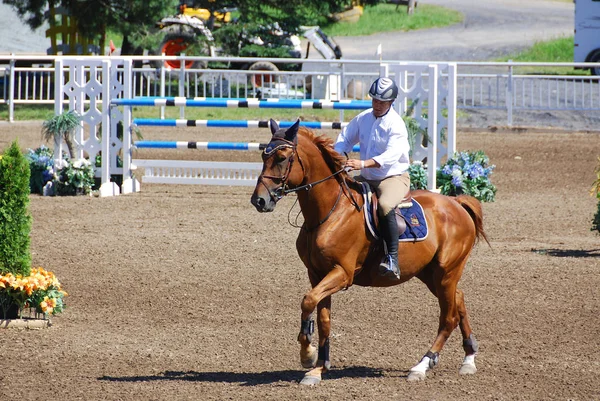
251, 119, 304, 212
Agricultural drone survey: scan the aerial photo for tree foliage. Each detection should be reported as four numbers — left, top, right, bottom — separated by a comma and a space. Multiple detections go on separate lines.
2, 0, 354, 54
2, 0, 179, 53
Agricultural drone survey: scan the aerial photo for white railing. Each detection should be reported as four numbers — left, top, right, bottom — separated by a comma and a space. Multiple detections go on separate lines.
1, 55, 599, 127
132, 159, 263, 186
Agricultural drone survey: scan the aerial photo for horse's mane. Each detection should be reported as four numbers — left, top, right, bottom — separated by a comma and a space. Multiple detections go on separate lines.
298, 127, 363, 192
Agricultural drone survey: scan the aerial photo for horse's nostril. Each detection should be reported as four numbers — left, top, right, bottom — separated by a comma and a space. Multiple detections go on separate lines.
251, 195, 266, 210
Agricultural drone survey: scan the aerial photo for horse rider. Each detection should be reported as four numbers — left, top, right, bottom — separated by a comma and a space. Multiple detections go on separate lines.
333, 77, 411, 280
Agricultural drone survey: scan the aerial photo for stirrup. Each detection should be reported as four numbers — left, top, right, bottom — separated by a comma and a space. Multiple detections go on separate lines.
378, 254, 400, 280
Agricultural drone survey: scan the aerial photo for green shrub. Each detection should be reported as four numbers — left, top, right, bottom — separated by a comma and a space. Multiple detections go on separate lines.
408, 162, 428, 190
0, 141, 32, 276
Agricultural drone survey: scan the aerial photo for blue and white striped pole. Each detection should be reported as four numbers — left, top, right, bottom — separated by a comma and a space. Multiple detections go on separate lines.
133, 119, 348, 130
134, 141, 361, 152
113, 97, 371, 110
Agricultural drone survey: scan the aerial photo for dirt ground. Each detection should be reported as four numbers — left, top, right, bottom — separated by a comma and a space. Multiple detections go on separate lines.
0, 122, 599, 401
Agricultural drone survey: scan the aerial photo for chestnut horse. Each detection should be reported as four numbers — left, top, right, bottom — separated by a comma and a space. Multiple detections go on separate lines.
250, 120, 488, 385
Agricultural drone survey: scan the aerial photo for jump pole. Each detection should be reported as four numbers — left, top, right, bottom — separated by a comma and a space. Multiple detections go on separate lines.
112, 97, 371, 110
133, 141, 361, 152
133, 119, 348, 130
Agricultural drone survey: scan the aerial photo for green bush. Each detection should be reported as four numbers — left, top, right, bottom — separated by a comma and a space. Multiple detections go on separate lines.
408, 162, 428, 190
0, 141, 32, 276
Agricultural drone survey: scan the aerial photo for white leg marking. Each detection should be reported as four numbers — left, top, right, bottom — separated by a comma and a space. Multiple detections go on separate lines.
459, 354, 477, 375
407, 357, 432, 381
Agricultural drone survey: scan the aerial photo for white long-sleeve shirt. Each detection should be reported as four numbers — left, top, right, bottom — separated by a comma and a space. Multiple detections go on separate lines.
334, 107, 410, 181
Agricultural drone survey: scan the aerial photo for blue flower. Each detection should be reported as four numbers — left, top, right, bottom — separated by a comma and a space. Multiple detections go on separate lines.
436, 150, 496, 202
466, 163, 484, 179
451, 175, 463, 188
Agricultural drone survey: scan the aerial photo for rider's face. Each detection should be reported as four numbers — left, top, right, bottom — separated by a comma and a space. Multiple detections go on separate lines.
372, 98, 393, 117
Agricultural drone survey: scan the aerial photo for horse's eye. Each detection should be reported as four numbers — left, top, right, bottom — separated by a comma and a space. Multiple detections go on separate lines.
275, 154, 288, 164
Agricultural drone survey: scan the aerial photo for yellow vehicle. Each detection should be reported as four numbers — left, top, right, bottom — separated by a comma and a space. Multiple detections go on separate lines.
180, 4, 231, 25
155, 1, 341, 74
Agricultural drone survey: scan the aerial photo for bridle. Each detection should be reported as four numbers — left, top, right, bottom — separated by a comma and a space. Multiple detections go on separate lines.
256, 138, 304, 202
257, 137, 361, 229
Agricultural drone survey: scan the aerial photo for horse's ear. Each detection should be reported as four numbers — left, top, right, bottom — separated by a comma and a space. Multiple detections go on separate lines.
284, 119, 300, 143
269, 119, 279, 135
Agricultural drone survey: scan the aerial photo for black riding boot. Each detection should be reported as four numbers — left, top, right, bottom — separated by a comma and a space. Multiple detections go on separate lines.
379, 210, 400, 280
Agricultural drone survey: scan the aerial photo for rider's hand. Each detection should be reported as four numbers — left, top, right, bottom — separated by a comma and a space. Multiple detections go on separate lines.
345, 159, 363, 171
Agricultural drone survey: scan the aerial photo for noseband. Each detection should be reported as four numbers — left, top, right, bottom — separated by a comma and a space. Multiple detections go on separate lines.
257, 138, 303, 202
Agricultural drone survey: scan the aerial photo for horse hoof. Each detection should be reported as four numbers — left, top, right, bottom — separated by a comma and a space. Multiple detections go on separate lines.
407, 371, 427, 382
300, 374, 321, 386
459, 362, 477, 375
300, 346, 318, 368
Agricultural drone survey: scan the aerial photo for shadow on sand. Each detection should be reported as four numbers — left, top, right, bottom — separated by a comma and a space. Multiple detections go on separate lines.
531, 248, 600, 258
99, 366, 408, 386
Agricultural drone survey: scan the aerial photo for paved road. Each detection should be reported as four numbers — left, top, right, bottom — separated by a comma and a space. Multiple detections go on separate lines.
1, 0, 574, 60
334, 0, 574, 62
0, 3, 49, 54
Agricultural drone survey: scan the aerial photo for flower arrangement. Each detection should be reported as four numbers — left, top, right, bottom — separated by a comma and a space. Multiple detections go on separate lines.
0, 267, 67, 319
25, 146, 54, 194
437, 150, 497, 202
54, 157, 95, 196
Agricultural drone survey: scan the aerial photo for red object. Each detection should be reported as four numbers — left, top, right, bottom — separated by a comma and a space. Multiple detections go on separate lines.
109, 40, 116, 55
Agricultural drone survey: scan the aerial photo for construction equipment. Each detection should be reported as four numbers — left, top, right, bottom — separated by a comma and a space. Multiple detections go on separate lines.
154, 2, 342, 71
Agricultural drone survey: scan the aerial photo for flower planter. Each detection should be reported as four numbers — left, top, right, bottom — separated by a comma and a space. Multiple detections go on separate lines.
1, 302, 20, 319
0, 318, 52, 329
29, 169, 46, 194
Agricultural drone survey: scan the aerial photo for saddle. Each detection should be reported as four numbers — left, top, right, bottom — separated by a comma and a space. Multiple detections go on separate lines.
361, 182, 428, 242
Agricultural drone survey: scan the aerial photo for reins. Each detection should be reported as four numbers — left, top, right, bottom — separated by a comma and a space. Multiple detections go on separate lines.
260, 137, 362, 231
283, 166, 346, 195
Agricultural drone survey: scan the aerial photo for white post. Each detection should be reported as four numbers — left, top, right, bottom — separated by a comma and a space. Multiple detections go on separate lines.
8, 58, 15, 123
73, 60, 85, 160
53, 59, 65, 163
179, 54, 186, 118
120, 59, 140, 194
446, 63, 457, 158
98, 59, 119, 196
160, 55, 166, 120
507, 62, 513, 126
427, 64, 438, 191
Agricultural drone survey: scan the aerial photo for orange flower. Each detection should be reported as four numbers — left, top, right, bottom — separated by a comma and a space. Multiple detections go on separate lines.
40, 296, 55, 314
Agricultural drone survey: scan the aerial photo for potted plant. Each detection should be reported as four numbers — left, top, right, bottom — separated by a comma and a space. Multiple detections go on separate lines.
0, 142, 68, 321
25, 145, 54, 194
41, 110, 81, 159
436, 150, 497, 202
53, 157, 95, 196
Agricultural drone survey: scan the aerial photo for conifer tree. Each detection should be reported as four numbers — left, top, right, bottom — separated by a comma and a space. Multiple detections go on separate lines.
0, 141, 32, 276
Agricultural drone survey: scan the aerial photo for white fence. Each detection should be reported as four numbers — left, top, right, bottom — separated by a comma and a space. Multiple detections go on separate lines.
1, 56, 600, 127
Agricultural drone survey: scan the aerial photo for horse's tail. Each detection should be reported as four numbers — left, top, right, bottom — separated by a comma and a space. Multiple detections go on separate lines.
455, 195, 491, 247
